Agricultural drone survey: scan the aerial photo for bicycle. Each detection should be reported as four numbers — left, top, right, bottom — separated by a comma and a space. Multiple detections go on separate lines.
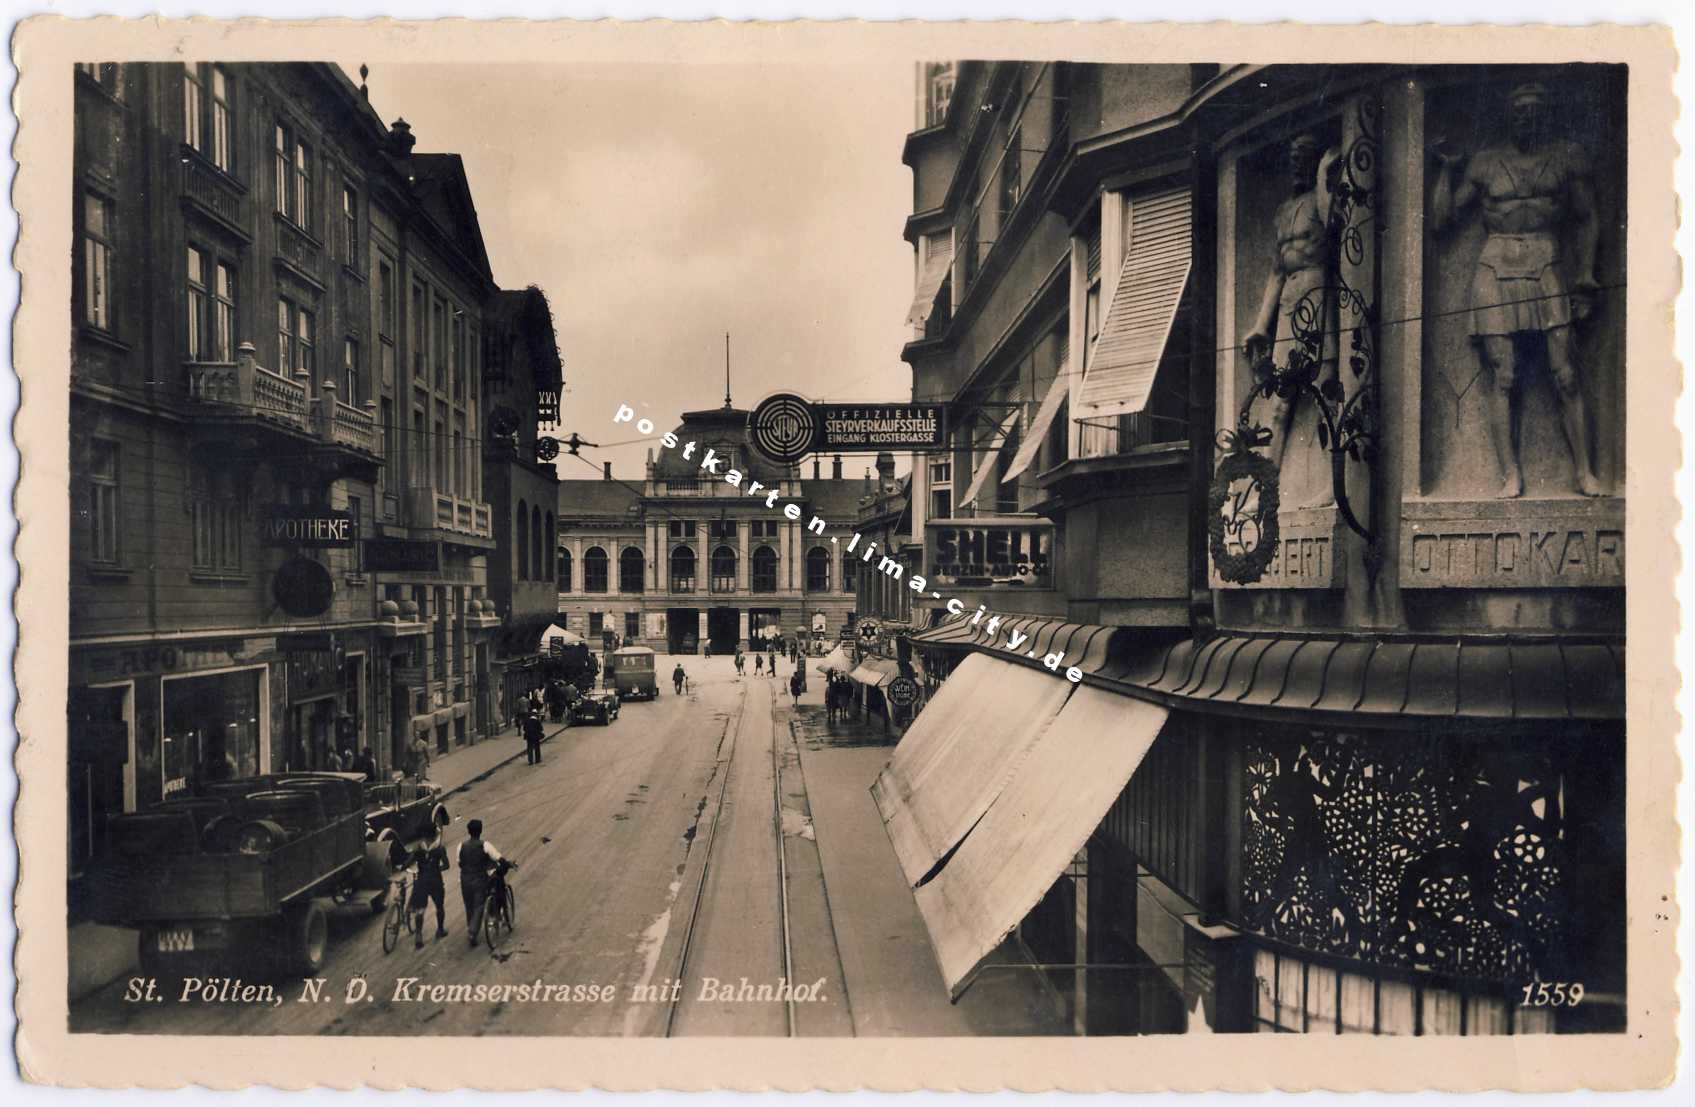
480, 858, 519, 956
381, 869, 415, 954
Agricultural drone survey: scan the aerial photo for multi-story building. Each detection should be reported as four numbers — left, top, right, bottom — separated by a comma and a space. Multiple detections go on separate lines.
67, 62, 540, 916
482, 286, 565, 727
554, 404, 862, 654
891, 62, 1626, 1035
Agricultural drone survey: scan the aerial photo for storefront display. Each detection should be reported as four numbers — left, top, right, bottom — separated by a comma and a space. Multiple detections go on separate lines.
160, 668, 264, 797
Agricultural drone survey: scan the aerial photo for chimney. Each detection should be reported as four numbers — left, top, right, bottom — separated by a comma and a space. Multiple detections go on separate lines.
832, 454, 843, 480
603, 461, 612, 480
876, 450, 896, 484
388, 117, 416, 158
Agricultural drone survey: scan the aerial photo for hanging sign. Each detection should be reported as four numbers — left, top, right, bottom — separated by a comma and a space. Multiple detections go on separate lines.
1208, 437, 1282, 585
748, 392, 948, 465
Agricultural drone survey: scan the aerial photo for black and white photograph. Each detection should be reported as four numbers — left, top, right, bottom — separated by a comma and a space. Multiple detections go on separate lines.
11, 16, 1679, 1092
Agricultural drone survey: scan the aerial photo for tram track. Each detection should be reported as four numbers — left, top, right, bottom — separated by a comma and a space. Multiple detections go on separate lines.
662, 678, 799, 1038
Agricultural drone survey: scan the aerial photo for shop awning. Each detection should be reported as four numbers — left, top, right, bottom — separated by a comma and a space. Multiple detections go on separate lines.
817, 645, 857, 674
1002, 365, 1069, 482
957, 408, 1021, 509
909, 612, 1123, 679
1076, 185, 1191, 420
1103, 631, 1625, 722
536, 623, 584, 650
871, 652, 1074, 887
904, 236, 955, 326
499, 614, 560, 658
849, 658, 900, 687
914, 685, 1171, 996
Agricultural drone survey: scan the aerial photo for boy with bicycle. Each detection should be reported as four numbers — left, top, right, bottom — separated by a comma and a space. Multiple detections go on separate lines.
457, 818, 510, 948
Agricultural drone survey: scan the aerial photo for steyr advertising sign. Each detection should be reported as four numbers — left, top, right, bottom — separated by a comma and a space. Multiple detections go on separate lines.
926, 519, 1054, 589
748, 392, 947, 465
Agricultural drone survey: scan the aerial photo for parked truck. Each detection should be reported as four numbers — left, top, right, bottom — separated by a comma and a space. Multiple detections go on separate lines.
83, 772, 376, 978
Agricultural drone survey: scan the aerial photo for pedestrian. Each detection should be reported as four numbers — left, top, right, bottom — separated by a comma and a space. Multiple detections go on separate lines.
734, 650, 744, 676
789, 669, 803, 707
754, 653, 764, 675
768, 649, 777, 677
523, 709, 544, 765
673, 663, 686, 695
408, 733, 431, 782
355, 746, 378, 782
408, 804, 451, 948
325, 746, 345, 773
457, 818, 506, 947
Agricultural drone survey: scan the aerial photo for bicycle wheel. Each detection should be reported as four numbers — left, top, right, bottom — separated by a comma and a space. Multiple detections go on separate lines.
483, 893, 501, 953
503, 885, 516, 931
382, 896, 404, 954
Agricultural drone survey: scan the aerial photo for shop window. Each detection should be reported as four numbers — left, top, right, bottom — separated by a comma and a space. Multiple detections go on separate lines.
161, 668, 263, 797
752, 545, 778, 593
805, 546, 830, 592
711, 545, 738, 593
583, 546, 609, 593
619, 546, 645, 593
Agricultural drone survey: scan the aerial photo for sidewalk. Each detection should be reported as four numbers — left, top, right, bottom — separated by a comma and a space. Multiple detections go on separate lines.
426, 716, 572, 798
781, 679, 1069, 1036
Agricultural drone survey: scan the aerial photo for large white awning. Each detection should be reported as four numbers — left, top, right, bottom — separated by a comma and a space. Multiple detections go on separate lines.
912, 685, 1171, 996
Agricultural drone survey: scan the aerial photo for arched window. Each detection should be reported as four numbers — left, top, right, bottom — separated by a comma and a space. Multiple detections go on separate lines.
583, 546, 609, 593
531, 505, 543, 587
711, 545, 738, 593
805, 546, 830, 592
558, 547, 572, 592
619, 546, 645, 593
516, 499, 529, 579
752, 545, 778, 593
544, 512, 555, 580
670, 545, 696, 593
841, 552, 857, 593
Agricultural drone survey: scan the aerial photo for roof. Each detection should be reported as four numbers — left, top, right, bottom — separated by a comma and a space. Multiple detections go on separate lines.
494, 287, 564, 391
556, 480, 642, 520
651, 406, 792, 486
408, 153, 494, 281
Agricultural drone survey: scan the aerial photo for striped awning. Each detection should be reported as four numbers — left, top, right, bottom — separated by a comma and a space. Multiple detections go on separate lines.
1077, 186, 1191, 419
905, 236, 955, 326
957, 408, 1021, 509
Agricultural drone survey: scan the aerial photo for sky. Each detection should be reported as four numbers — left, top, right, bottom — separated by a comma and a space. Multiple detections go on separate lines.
351, 62, 918, 481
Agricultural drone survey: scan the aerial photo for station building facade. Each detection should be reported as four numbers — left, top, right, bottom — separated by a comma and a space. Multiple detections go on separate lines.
554, 405, 863, 655
888, 61, 1626, 1035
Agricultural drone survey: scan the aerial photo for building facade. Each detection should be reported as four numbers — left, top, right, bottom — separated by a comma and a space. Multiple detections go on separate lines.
890, 61, 1626, 1035
483, 287, 565, 727
555, 406, 862, 655
67, 62, 547, 909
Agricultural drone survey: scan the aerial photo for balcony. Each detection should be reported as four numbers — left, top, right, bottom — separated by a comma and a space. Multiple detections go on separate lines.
329, 399, 378, 454
405, 486, 494, 545
179, 155, 249, 242
274, 212, 325, 291
1074, 412, 1188, 459
186, 345, 310, 433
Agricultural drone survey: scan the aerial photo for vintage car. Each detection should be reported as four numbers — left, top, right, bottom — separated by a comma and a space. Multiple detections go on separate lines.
609, 645, 658, 700
82, 772, 372, 977
361, 777, 443, 842
571, 688, 621, 725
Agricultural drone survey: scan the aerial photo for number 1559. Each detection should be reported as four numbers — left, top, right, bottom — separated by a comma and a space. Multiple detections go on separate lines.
1520, 982, 1584, 1007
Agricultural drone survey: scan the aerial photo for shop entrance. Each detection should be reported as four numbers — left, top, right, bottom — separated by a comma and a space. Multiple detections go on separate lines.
749, 608, 783, 652
290, 695, 338, 771
707, 607, 741, 655
667, 608, 700, 654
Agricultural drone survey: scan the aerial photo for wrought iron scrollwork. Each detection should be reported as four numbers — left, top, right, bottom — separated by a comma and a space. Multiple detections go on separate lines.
1235, 97, 1384, 578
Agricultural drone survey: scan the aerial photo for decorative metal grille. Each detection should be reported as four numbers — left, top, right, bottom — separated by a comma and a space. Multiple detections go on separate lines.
1241, 730, 1571, 983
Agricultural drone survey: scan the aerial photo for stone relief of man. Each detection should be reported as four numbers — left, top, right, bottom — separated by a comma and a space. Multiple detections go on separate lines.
1431, 81, 1603, 498
1243, 134, 1343, 502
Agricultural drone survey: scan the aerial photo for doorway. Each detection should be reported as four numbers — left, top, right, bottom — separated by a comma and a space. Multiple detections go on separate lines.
707, 607, 740, 655
667, 608, 700, 654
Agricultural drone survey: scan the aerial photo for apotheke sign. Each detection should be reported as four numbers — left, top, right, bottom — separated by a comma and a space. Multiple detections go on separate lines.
261, 507, 355, 548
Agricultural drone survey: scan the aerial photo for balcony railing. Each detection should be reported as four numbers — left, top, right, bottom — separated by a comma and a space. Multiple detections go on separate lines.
180, 155, 244, 233
186, 345, 310, 432
275, 212, 323, 278
405, 486, 493, 540
329, 400, 378, 454
1074, 412, 1189, 459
